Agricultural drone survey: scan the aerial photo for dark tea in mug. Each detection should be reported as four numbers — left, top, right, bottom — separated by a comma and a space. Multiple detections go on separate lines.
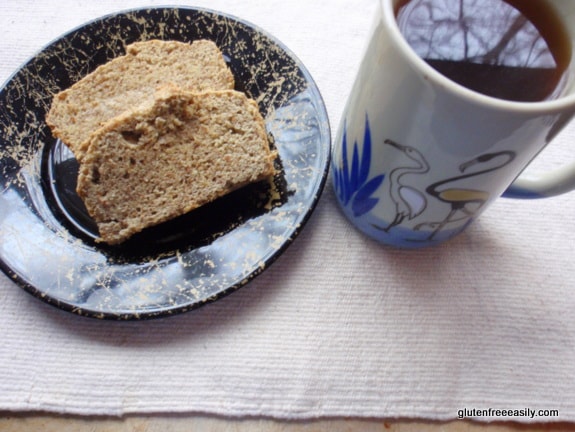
395, 0, 572, 102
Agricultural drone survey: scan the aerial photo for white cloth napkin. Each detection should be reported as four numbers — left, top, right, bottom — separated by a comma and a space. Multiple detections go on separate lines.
1, 0, 575, 422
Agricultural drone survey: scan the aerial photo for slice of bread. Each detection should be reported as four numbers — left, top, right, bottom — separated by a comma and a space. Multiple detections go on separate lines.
46, 39, 234, 160
76, 88, 276, 245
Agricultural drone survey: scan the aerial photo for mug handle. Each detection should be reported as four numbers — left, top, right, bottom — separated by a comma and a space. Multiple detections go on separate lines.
504, 160, 575, 199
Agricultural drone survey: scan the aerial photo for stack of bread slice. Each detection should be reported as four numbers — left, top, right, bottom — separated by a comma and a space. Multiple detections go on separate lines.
46, 39, 276, 245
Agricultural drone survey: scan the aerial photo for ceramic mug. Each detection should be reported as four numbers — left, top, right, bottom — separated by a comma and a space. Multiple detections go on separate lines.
332, 0, 575, 248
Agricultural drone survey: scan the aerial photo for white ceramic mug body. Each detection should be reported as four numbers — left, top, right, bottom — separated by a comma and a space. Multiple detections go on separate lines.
332, 0, 575, 248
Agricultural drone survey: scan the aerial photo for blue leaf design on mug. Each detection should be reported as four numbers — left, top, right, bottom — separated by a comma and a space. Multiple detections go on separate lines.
351, 141, 360, 194
359, 120, 372, 185
352, 174, 385, 217
334, 116, 385, 217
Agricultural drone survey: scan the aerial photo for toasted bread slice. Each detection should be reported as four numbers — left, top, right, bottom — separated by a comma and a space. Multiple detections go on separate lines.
76, 88, 276, 245
46, 39, 234, 160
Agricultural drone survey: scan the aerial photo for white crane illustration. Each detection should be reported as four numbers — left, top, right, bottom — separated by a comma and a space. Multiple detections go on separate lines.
373, 139, 429, 233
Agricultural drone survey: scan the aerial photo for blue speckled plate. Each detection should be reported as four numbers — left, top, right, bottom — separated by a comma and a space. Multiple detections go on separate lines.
0, 7, 330, 319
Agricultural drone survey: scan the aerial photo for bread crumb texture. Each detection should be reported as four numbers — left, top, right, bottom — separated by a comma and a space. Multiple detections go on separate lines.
46, 39, 235, 160
76, 88, 276, 245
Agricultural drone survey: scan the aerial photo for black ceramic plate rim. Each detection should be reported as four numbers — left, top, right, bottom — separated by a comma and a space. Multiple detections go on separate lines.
0, 6, 331, 320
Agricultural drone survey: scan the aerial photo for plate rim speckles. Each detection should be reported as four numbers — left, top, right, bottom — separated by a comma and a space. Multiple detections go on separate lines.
0, 6, 330, 320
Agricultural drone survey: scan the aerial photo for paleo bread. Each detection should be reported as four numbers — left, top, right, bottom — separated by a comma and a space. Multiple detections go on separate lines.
76, 88, 276, 245
46, 39, 234, 160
